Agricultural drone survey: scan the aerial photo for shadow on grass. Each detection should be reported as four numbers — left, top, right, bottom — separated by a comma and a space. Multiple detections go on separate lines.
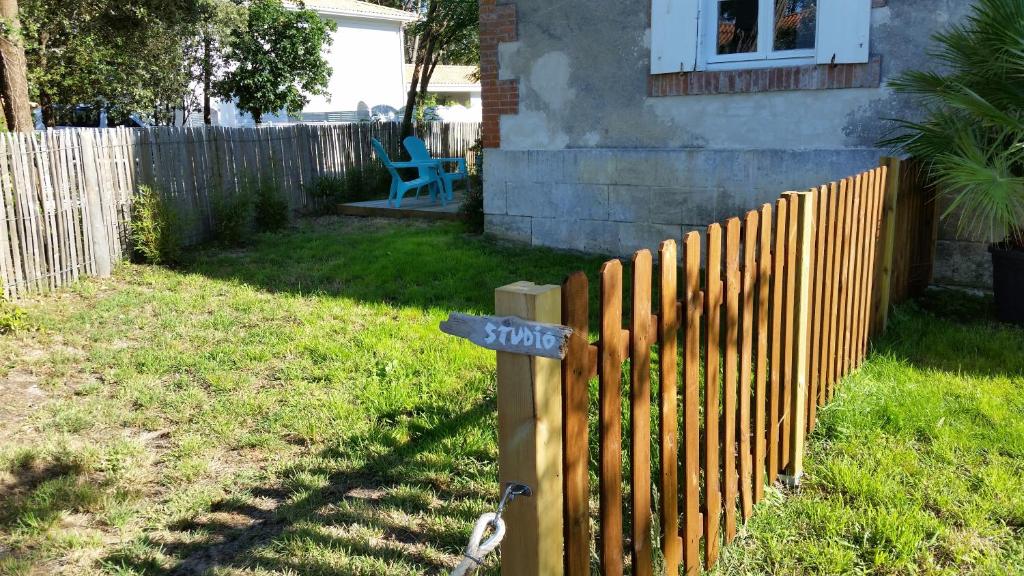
0, 455, 101, 537
870, 288, 1024, 380
104, 398, 496, 575
183, 218, 612, 316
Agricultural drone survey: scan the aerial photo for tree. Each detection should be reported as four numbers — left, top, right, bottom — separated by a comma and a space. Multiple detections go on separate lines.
187, 0, 243, 125
0, 0, 32, 131
215, 0, 334, 125
884, 0, 1024, 248
20, 0, 202, 126
399, 0, 478, 139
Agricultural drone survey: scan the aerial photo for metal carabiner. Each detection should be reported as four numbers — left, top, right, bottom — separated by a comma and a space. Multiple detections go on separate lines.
490, 482, 532, 529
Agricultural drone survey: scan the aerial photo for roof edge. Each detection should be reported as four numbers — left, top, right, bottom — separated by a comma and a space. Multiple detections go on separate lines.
286, 1, 418, 23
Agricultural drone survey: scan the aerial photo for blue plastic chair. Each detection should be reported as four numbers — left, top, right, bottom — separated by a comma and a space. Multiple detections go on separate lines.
403, 136, 468, 205
370, 138, 440, 208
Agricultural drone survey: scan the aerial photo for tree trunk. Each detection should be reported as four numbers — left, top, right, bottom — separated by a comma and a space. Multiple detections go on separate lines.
0, 0, 34, 132
40, 91, 54, 128
401, 1, 438, 142
400, 34, 425, 141
203, 34, 213, 125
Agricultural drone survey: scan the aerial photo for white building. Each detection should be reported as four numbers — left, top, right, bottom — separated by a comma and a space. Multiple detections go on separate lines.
404, 64, 482, 122
205, 0, 418, 126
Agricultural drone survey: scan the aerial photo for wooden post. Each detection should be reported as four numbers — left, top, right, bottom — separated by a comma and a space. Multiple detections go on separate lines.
873, 157, 901, 336
495, 281, 564, 576
784, 191, 814, 486
78, 132, 112, 278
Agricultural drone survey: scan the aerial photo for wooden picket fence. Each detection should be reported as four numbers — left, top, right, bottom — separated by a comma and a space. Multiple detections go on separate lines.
495, 161, 907, 576
0, 121, 480, 300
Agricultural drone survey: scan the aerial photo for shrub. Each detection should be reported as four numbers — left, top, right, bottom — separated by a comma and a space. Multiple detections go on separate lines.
460, 139, 484, 233
0, 300, 27, 335
130, 185, 182, 265
305, 165, 391, 209
254, 181, 290, 232
211, 186, 254, 245
305, 175, 346, 213
343, 163, 390, 202
460, 176, 484, 234
884, 0, 1024, 247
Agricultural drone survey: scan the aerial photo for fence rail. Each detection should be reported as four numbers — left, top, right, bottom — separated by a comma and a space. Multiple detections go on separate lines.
495, 160, 920, 576
0, 122, 480, 300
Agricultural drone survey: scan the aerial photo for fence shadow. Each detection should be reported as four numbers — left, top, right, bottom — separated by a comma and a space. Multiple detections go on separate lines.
104, 398, 497, 575
869, 289, 1024, 380
184, 217, 610, 315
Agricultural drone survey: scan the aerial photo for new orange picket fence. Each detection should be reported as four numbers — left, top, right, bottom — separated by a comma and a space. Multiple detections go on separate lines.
553, 164, 891, 575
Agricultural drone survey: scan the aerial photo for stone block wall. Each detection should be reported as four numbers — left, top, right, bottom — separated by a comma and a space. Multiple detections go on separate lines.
484, 148, 883, 256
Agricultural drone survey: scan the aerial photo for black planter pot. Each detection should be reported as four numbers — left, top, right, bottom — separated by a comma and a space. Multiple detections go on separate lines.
990, 243, 1024, 325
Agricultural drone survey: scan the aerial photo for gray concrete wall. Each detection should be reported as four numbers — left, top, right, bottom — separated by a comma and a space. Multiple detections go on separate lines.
483, 0, 988, 287
485, 148, 881, 256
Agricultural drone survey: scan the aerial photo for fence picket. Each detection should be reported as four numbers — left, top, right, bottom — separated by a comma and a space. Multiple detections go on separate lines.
828, 180, 847, 399
754, 203, 771, 503
658, 240, 682, 574
739, 210, 758, 521
819, 182, 835, 403
838, 177, 856, 382
768, 198, 788, 482
704, 222, 723, 566
599, 259, 625, 576
847, 174, 867, 371
723, 218, 740, 543
0, 138, 13, 298
631, 250, 654, 575
780, 193, 798, 471
682, 232, 702, 576
808, 185, 828, 431
561, 271, 591, 576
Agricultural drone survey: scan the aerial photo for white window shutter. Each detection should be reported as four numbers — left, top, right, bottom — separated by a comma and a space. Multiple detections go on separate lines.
816, 0, 872, 64
651, 0, 700, 74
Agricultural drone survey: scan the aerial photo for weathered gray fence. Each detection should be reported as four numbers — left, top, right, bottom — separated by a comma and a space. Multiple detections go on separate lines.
0, 122, 480, 300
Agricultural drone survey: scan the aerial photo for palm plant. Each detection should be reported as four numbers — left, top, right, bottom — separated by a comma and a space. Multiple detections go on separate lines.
883, 0, 1024, 249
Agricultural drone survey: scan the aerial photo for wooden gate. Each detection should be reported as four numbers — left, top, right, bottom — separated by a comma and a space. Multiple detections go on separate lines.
490, 162, 900, 576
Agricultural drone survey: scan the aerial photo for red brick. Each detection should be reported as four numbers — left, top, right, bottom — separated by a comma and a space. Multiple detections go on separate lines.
480, 0, 519, 148
648, 59, 880, 97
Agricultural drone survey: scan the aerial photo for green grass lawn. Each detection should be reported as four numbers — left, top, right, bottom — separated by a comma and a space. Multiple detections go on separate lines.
0, 217, 1021, 575
716, 292, 1024, 575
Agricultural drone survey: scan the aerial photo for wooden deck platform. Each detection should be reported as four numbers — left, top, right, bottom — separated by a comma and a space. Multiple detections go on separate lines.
337, 194, 464, 221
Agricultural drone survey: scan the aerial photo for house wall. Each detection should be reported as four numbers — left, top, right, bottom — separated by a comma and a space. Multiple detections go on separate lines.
212, 14, 408, 126
304, 15, 408, 117
482, 0, 989, 288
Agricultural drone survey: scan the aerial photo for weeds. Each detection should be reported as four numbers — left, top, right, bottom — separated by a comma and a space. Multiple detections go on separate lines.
254, 180, 290, 233
211, 185, 254, 246
0, 299, 27, 334
305, 164, 391, 209
129, 185, 182, 265
460, 176, 484, 233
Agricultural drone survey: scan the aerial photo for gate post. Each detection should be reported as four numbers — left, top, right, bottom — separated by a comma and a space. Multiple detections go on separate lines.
495, 281, 564, 576
785, 191, 815, 487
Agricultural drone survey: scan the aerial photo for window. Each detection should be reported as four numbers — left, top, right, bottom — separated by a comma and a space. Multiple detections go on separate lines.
650, 0, 871, 75
706, 0, 817, 69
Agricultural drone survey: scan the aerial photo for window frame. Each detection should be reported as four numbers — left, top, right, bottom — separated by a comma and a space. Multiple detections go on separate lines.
699, 0, 818, 71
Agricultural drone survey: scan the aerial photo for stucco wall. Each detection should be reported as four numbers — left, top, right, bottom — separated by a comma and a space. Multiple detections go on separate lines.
304, 15, 408, 116
483, 0, 988, 288
212, 15, 407, 127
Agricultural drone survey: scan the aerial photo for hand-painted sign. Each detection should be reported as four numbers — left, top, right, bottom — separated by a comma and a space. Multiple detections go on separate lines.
439, 312, 573, 359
